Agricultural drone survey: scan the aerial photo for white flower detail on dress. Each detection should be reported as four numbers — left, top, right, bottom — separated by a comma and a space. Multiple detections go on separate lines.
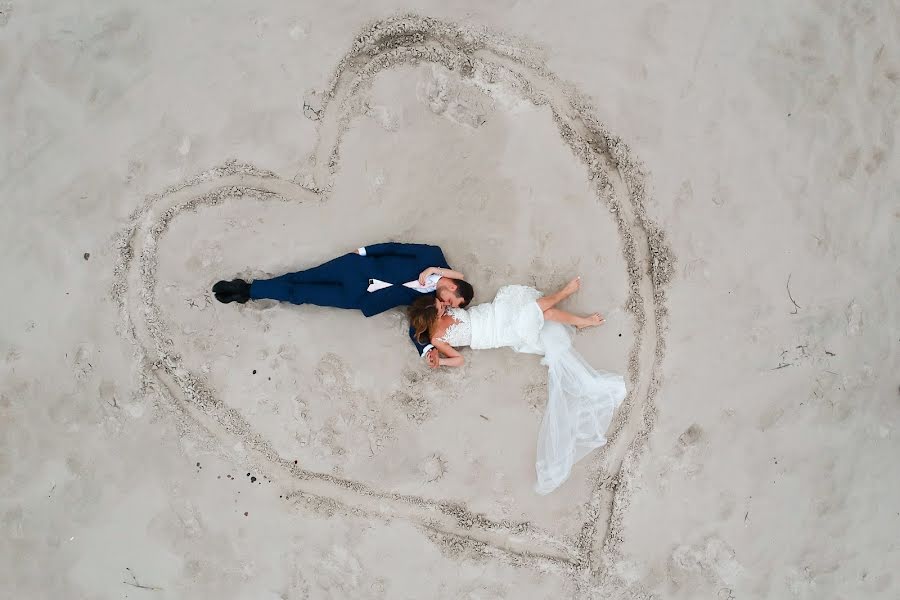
436, 308, 472, 346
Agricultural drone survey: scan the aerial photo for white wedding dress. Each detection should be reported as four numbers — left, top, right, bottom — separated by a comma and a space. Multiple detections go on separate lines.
437, 285, 627, 494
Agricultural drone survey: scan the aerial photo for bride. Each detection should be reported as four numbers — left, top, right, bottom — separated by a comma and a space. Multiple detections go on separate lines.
407, 275, 627, 494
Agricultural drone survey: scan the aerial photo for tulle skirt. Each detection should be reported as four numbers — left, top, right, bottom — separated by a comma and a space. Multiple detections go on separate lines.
468, 285, 626, 494
533, 321, 626, 495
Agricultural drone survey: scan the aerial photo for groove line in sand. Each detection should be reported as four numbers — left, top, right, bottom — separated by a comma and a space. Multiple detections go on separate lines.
111, 14, 675, 589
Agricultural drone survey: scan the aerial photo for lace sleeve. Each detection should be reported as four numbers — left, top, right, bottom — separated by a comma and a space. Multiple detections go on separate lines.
436, 322, 459, 344
435, 309, 471, 347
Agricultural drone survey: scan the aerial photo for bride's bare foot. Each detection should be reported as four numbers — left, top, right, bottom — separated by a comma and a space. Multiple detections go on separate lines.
576, 313, 605, 329
561, 276, 581, 297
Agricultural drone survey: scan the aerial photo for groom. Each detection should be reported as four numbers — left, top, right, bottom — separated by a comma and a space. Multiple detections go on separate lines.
212, 242, 474, 365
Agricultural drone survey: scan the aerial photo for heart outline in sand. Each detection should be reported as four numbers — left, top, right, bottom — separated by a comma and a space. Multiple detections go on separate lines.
112, 15, 675, 580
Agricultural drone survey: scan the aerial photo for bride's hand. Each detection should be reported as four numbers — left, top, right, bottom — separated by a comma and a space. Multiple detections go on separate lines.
431, 339, 464, 367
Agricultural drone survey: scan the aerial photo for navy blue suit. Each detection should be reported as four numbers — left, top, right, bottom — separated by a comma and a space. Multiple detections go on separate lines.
249, 243, 451, 356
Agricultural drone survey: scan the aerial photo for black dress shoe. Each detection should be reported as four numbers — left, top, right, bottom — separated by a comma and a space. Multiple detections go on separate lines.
213, 279, 242, 294
212, 279, 250, 303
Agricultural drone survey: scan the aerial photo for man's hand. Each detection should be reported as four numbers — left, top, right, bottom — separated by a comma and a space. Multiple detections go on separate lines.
425, 348, 440, 368
418, 267, 435, 285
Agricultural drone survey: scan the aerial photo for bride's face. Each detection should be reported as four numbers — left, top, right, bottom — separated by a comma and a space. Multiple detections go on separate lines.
434, 297, 447, 318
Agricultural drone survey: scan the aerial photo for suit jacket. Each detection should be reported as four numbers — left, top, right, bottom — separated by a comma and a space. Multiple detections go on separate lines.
356, 242, 452, 357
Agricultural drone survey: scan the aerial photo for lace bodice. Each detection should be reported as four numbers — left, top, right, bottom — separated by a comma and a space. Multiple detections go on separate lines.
433, 285, 545, 351
435, 308, 472, 346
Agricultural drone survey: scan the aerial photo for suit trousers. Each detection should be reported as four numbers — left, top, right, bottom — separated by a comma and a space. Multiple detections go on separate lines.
249, 254, 364, 309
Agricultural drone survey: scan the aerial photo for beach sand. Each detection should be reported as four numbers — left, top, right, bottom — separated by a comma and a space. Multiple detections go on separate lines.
1, 2, 897, 598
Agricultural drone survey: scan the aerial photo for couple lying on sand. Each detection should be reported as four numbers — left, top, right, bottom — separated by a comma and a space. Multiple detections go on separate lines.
213, 242, 625, 494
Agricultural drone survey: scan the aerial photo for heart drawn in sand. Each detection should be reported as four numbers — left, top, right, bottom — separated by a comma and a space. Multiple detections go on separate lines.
112, 15, 675, 579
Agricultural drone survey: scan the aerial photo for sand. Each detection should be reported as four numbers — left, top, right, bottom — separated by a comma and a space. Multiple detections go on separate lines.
1, 3, 897, 599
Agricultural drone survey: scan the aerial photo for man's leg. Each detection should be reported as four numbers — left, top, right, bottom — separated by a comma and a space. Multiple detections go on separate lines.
250, 277, 359, 308
214, 254, 362, 306
253, 255, 360, 300
274, 254, 358, 285
250, 265, 357, 308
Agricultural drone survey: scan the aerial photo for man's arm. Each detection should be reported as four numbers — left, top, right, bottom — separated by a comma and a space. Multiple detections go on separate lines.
358, 244, 452, 272
419, 266, 465, 284
358, 242, 440, 258
359, 285, 412, 317
427, 245, 451, 270
408, 325, 434, 358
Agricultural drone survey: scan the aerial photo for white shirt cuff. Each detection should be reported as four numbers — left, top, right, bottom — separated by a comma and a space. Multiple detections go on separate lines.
421, 344, 434, 358
357, 247, 367, 256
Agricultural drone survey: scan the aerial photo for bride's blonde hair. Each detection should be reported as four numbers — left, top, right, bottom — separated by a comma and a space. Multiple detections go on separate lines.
407, 296, 439, 343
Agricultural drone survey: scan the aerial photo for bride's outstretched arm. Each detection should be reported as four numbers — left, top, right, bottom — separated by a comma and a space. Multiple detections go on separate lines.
431, 339, 465, 367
